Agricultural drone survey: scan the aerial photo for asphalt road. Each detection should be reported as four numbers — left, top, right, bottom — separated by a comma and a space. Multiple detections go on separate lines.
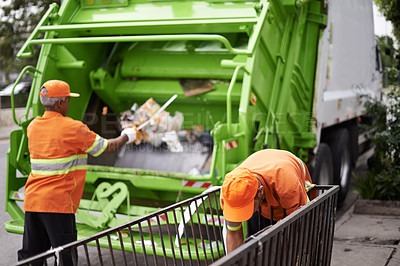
0, 140, 367, 266
0, 140, 22, 265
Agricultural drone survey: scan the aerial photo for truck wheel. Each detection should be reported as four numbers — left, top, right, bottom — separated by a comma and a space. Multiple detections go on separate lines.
312, 143, 333, 185
329, 128, 352, 203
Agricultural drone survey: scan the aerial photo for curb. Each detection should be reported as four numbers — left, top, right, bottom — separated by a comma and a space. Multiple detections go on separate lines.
334, 204, 355, 232
354, 199, 400, 216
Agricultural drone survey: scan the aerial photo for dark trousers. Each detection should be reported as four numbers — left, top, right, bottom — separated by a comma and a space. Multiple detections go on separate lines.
247, 210, 276, 237
18, 212, 77, 266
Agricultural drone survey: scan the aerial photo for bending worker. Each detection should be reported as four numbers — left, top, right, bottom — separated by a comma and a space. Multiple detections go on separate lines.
18, 80, 139, 265
220, 149, 315, 253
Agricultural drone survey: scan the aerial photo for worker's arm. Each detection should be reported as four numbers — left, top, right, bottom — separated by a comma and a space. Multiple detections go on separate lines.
103, 134, 128, 153
226, 221, 244, 253
103, 127, 138, 153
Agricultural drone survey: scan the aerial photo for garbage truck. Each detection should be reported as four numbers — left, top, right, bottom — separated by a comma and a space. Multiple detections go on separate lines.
5, 0, 381, 242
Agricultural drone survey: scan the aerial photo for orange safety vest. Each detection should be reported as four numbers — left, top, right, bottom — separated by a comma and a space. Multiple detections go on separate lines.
23, 111, 108, 214
237, 149, 314, 221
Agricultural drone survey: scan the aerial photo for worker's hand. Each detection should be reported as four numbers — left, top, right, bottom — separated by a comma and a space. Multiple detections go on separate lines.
121, 127, 139, 144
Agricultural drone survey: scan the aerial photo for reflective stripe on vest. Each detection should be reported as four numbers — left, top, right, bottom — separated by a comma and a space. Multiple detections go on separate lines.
293, 156, 316, 192
295, 156, 306, 177
305, 181, 316, 203
85, 135, 108, 157
305, 180, 316, 192
30, 154, 88, 175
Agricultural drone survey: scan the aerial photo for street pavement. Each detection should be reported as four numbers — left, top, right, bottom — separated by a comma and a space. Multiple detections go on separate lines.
332, 202, 400, 266
0, 132, 22, 266
331, 153, 400, 266
0, 125, 399, 265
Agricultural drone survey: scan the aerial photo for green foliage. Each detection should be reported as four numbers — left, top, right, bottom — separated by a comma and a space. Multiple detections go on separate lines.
357, 87, 400, 200
378, 36, 397, 67
374, 0, 400, 42
0, 0, 61, 82
354, 173, 377, 200
377, 36, 400, 87
355, 164, 400, 201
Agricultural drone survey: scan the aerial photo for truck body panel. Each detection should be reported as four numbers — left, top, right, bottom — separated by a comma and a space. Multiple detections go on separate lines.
313, 0, 381, 135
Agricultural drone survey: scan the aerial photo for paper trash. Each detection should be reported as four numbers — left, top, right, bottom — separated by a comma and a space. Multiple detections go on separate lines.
120, 98, 184, 150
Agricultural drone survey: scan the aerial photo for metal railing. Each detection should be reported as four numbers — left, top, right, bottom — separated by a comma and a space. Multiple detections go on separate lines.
17, 187, 225, 266
211, 185, 339, 266
17, 2, 271, 59
16, 185, 338, 266
9, 66, 40, 126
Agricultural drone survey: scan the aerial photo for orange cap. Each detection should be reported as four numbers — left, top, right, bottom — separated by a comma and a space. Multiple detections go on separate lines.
221, 167, 258, 222
40, 80, 80, 98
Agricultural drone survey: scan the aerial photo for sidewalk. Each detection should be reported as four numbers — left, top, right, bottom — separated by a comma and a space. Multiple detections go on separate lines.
332, 199, 400, 266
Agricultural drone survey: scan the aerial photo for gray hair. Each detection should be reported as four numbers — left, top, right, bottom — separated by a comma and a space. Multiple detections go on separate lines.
40, 88, 67, 107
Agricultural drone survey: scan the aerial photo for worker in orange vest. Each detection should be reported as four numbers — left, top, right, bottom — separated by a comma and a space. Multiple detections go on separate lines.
17, 80, 139, 265
220, 149, 315, 253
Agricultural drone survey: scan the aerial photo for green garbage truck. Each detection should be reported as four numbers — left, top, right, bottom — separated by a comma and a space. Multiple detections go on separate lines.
5, 0, 380, 240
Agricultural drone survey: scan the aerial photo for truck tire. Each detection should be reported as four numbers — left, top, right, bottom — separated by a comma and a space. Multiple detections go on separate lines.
311, 143, 334, 185
328, 128, 352, 203
347, 120, 359, 165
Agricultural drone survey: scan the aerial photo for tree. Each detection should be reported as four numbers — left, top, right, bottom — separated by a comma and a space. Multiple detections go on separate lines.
377, 35, 400, 87
356, 87, 400, 201
374, 0, 400, 43
0, 0, 61, 84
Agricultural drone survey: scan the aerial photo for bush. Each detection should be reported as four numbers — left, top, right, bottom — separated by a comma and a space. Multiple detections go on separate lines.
356, 87, 400, 201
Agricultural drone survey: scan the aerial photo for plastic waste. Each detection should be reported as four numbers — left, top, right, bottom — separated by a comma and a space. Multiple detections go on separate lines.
120, 98, 184, 150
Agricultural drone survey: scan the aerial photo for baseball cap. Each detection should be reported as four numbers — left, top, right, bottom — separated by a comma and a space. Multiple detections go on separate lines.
221, 167, 258, 222
39, 80, 80, 98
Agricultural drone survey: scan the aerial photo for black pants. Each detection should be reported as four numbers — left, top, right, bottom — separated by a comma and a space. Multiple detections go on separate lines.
247, 210, 276, 237
18, 212, 77, 266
